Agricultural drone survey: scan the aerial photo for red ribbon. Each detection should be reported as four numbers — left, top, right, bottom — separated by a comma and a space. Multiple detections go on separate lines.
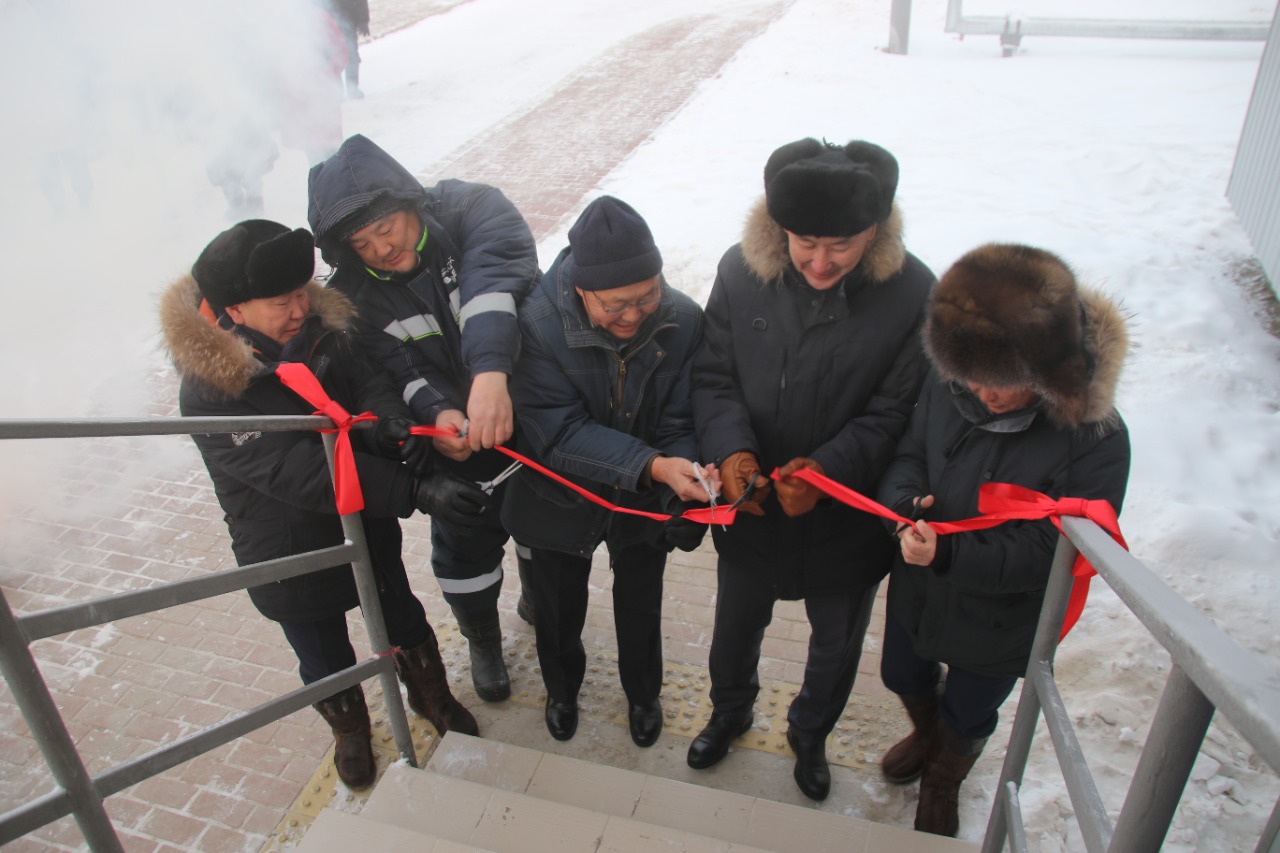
780, 468, 1127, 638
408, 425, 737, 526
275, 363, 377, 515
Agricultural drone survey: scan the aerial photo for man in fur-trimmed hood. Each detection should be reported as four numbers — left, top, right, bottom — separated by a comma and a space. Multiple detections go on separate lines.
876, 243, 1131, 837
689, 138, 936, 800
159, 219, 488, 790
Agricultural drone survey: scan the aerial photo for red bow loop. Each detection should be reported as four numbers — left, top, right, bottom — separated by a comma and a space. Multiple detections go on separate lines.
274, 363, 367, 515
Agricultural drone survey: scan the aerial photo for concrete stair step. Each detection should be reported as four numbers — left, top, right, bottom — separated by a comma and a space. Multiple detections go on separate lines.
347, 731, 975, 853
291, 808, 494, 852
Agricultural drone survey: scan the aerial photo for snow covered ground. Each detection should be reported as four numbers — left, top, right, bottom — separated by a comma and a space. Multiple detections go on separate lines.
0, 0, 1277, 849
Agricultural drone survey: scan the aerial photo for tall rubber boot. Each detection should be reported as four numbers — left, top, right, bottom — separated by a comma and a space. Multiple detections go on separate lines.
881, 688, 940, 783
915, 720, 986, 837
452, 605, 512, 701
393, 636, 480, 736
314, 685, 376, 789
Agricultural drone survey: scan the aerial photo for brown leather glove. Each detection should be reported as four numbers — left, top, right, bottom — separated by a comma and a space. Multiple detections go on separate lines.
721, 451, 771, 517
775, 457, 824, 517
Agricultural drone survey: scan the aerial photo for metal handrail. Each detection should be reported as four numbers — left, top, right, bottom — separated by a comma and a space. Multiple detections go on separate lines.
982, 517, 1280, 852
0, 415, 419, 850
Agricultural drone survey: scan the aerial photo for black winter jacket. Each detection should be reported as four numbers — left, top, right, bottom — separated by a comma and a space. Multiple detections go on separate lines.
877, 287, 1131, 677
501, 249, 704, 556
307, 134, 538, 426
692, 201, 934, 599
160, 277, 418, 622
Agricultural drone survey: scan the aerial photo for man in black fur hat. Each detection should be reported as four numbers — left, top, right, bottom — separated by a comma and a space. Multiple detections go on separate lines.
159, 219, 490, 790
689, 139, 936, 801
876, 244, 1130, 837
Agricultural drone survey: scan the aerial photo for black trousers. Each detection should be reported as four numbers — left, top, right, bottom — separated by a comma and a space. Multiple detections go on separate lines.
278, 552, 432, 689
708, 557, 879, 738
880, 612, 1018, 740
519, 540, 666, 707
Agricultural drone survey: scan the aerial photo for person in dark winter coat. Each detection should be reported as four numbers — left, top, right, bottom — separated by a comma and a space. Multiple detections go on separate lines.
500, 196, 711, 747
159, 219, 486, 790
690, 138, 935, 801
876, 243, 1131, 837
307, 134, 540, 703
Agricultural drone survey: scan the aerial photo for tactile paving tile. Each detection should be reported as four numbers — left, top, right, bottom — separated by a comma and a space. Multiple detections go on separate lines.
264, 627, 905, 849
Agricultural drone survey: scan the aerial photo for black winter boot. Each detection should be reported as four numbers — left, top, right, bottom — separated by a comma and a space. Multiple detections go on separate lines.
452, 605, 512, 701
915, 720, 986, 837
881, 688, 940, 783
314, 685, 376, 790
393, 636, 480, 736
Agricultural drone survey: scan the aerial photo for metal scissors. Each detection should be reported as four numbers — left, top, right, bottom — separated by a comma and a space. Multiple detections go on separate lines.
693, 463, 726, 530
477, 459, 523, 495
728, 471, 764, 510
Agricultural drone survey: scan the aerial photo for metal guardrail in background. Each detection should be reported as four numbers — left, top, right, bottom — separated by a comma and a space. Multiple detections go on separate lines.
982, 517, 1280, 853
0, 416, 418, 851
943, 0, 1271, 56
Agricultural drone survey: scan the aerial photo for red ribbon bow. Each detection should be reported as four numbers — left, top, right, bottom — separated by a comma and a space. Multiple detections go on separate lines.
778, 469, 1127, 638
275, 363, 377, 515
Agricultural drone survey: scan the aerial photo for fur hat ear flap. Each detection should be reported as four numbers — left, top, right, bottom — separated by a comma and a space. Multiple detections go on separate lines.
926, 244, 1092, 426
192, 220, 315, 312
763, 138, 899, 237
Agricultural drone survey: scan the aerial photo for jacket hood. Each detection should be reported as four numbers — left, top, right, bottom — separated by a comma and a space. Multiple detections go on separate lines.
739, 196, 907, 286
307, 134, 427, 254
159, 276, 354, 400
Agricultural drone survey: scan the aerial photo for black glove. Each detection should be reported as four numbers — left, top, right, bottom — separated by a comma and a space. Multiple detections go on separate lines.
661, 515, 706, 552
414, 471, 493, 529
375, 416, 432, 474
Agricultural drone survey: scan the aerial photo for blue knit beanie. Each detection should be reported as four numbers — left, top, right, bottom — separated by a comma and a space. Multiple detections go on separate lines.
568, 196, 663, 291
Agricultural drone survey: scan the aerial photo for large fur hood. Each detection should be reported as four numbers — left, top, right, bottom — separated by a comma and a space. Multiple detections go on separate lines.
925, 243, 1129, 429
739, 196, 907, 285
159, 276, 355, 400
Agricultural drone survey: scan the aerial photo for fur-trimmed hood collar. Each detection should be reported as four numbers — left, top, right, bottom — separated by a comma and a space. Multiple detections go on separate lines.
739, 196, 907, 285
159, 276, 355, 400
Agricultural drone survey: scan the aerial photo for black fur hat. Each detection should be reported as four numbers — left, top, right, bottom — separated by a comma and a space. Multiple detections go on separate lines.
192, 220, 316, 312
926, 244, 1093, 426
568, 195, 663, 291
764, 138, 899, 237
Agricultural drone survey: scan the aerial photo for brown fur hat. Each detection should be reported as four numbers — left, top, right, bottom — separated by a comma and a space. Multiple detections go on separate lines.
926, 244, 1121, 428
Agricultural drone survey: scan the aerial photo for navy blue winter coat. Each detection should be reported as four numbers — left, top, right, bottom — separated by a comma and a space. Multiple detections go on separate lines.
500, 248, 704, 556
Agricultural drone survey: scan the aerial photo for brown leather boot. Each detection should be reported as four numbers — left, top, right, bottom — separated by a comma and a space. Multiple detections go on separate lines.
915, 721, 985, 837
314, 685, 376, 790
393, 634, 480, 737
881, 689, 940, 783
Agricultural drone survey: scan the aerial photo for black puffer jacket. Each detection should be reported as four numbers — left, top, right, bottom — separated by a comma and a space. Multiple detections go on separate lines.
877, 287, 1131, 677
160, 277, 418, 622
692, 200, 934, 599
501, 248, 703, 556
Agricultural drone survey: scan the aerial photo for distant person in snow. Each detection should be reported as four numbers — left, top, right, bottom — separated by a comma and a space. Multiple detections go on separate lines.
501, 196, 711, 747
160, 219, 485, 790
308, 134, 540, 704
689, 138, 935, 802
876, 244, 1131, 837
320, 0, 370, 99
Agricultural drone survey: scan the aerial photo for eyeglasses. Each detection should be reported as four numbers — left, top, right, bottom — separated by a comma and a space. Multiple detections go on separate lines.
589, 288, 663, 316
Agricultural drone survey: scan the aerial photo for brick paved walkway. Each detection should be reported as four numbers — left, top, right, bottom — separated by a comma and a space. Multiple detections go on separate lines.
0, 2, 897, 850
